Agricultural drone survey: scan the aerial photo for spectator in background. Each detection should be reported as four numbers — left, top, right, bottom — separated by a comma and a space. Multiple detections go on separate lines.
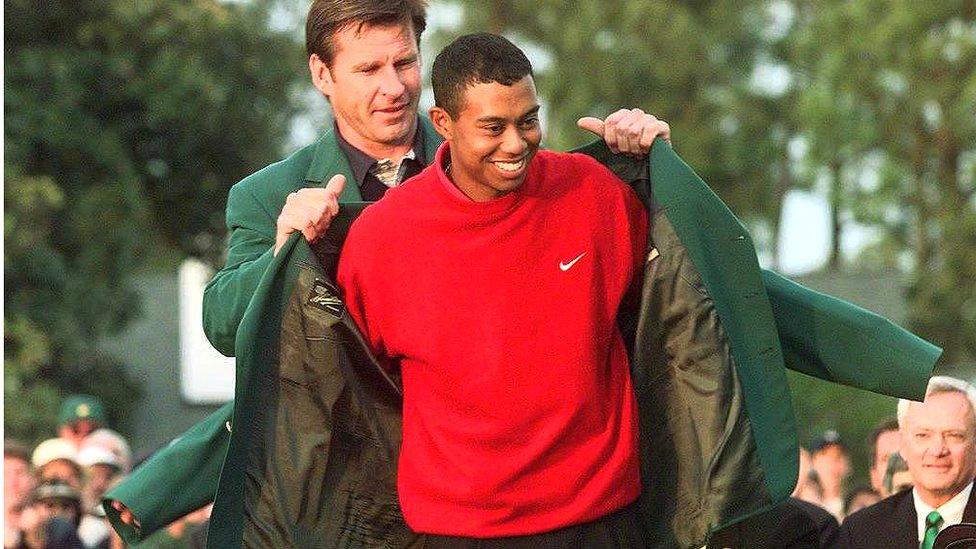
884, 452, 914, 496
793, 447, 825, 506
77, 430, 131, 511
12, 481, 85, 549
839, 376, 976, 549
810, 430, 851, 520
28, 481, 83, 531
79, 430, 130, 476
77, 445, 122, 513
76, 444, 126, 549
869, 417, 901, 497
30, 439, 82, 490
57, 395, 107, 450
844, 486, 881, 517
83, 427, 133, 544
5, 440, 37, 549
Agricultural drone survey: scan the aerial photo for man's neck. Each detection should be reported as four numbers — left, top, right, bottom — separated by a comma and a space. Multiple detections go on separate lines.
820, 479, 843, 500
921, 495, 947, 509
444, 164, 503, 203
334, 119, 416, 162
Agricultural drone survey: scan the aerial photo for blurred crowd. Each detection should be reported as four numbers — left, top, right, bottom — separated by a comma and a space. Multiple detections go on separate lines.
709, 375, 976, 548
794, 423, 900, 521
4, 395, 210, 549
723, 375, 976, 548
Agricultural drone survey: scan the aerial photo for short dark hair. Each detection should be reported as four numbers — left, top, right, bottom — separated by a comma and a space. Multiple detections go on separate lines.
431, 33, 534, 117
305, 0, 428, 65
869, 417, 899, 464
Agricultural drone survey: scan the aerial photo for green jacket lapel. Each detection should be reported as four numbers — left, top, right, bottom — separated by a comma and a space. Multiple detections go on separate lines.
304, 128, 361, 201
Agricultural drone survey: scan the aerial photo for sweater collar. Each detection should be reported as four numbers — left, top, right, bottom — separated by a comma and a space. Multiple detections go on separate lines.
432, 142, 530, 214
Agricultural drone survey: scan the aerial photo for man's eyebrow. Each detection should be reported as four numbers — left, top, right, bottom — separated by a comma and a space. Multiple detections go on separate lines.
475, 105, 541, 124
475, 116, 506, 124
351, 61, 380, 72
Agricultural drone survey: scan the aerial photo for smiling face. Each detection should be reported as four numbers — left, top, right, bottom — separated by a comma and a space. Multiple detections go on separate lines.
430, 76, 542, 202
900, 391, 976, 507
310, 21, 421, 158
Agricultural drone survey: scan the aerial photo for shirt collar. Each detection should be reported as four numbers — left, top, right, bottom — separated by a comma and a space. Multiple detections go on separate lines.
333, 119, 428, 187
913, 481, 974, 541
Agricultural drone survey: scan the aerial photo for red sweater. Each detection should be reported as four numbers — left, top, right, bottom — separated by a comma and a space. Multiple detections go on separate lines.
337, 144, 647, 537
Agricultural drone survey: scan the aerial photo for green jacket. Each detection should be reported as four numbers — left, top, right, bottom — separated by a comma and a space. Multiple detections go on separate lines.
201, 118, 443, 356
106, 139, 939, 548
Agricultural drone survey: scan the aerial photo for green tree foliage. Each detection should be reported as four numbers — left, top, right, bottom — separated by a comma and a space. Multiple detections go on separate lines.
789, 0, 976, 362
4, 0, 305, 446
442, 1, 783, 221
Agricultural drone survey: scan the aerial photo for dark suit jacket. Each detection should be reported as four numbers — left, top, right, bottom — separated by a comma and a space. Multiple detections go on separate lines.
839, 487, 976, 549
708, 497, 839, 548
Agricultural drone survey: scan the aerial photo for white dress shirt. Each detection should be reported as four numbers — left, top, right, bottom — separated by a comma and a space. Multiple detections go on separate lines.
912, 481, 974, 542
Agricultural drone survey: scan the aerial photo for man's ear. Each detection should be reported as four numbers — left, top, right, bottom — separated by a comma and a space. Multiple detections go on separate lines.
309, 53, 334, 98
429, 106, 453, 140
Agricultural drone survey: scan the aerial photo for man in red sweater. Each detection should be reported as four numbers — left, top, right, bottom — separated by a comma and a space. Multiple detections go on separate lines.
338, 33, 650, 547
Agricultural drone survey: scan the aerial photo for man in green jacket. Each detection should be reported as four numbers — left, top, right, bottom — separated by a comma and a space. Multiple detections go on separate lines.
200, 0, 671, 357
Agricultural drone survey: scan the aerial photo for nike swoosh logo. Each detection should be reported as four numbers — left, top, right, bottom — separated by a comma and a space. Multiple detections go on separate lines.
559, 252, 587, 271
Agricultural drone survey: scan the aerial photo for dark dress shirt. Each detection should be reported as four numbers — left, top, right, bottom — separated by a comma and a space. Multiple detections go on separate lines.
334, 121, 427, 201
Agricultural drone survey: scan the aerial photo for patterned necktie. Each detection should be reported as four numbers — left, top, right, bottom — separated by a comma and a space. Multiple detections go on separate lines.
921, 510, 943, 549
371, 149, 417, 188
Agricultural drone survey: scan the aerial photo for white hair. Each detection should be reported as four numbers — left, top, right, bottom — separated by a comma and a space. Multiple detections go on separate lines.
897, 375, 976, 429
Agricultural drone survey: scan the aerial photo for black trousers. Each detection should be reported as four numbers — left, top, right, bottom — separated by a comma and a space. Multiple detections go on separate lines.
421, 502, 645, 549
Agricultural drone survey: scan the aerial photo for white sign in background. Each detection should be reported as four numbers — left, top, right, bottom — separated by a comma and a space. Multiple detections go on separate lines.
178, 259, 236, 403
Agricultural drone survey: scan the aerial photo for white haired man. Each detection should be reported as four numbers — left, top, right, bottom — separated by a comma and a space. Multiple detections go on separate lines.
839, 376, 976, 549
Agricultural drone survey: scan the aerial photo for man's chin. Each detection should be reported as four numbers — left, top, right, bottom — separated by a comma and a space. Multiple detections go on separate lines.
920, 478, 960, 494
372, 114, 416, 140
376, 126, 415, 147
490, 178, 525, 197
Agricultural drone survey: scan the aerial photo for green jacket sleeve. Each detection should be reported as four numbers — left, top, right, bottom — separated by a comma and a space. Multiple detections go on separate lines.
103, 403, 232, 545
762, 269, 940, 401
202, 182, 277, 356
